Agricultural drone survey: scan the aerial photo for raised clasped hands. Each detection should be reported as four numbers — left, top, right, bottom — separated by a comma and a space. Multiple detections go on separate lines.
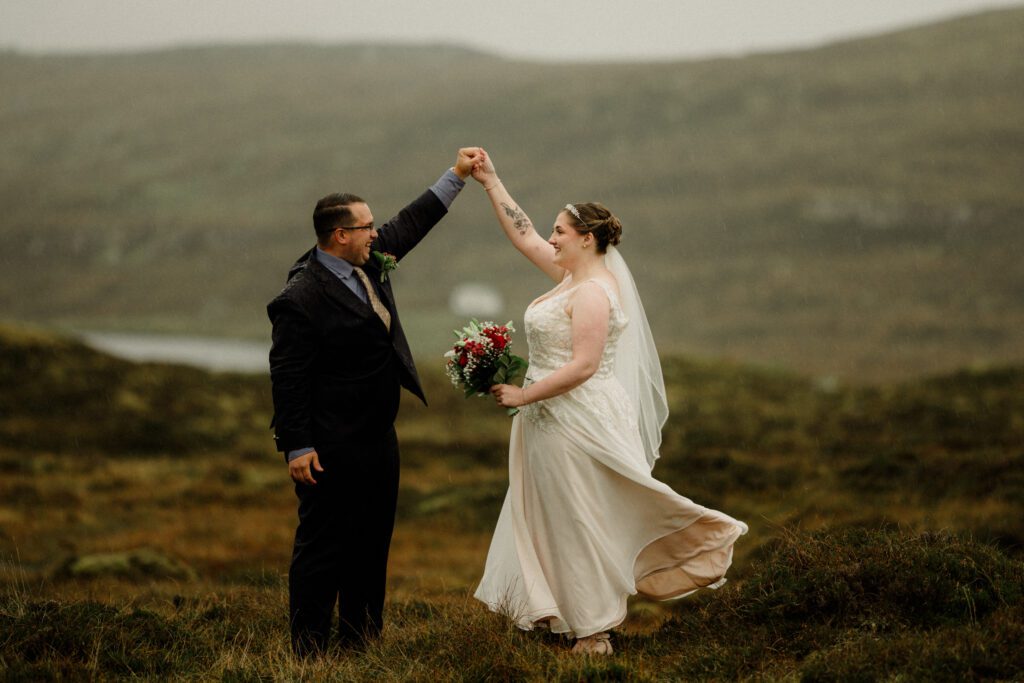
471, 149, 499, 188
454, 147, 484, 180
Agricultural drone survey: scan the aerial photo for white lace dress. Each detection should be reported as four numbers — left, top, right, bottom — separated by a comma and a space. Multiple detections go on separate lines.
474, 278, 748, 638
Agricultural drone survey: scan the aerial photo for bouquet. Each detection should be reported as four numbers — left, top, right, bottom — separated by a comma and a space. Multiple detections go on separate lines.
444, 319, 527, 415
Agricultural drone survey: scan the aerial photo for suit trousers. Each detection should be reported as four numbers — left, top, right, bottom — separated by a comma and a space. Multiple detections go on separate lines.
288, 427, 400, 656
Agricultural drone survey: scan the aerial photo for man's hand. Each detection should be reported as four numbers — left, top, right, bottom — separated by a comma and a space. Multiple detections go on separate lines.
289, 450, 324, 485
454, 147, 483, 179
471, 149, 499, 187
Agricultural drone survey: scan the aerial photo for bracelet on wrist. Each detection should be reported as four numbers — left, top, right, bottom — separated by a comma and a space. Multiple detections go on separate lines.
484, 179, 502, 191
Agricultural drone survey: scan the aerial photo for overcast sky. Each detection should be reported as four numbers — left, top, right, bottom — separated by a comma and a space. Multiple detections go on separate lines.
2, 0, 1022, 61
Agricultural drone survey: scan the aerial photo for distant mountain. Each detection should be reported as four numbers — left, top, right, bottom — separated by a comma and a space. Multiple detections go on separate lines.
1, 8, 1022, 381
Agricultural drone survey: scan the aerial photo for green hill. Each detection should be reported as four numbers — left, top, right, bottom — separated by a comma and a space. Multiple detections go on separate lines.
1, 8, 1023, 381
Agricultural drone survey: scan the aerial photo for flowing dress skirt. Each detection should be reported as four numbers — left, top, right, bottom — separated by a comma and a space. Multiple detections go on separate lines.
474, 376, 748, 638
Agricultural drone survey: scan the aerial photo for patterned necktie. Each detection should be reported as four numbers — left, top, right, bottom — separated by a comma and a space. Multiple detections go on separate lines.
353, 266, 391, 332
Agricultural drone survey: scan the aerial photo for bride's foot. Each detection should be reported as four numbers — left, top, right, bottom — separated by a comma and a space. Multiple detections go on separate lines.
571, 632, 612, 655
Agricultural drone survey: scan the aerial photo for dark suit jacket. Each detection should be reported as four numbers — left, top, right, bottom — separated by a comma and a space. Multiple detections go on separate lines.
267, 188, 447, 455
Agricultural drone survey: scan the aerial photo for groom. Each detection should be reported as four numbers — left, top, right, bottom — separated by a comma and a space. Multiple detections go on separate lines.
268, 147, 482, 656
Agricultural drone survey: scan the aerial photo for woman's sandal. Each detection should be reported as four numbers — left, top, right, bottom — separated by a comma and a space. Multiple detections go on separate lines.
571, 632, 612, 655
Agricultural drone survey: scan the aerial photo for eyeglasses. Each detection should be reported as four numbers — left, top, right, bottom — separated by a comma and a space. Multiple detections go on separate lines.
336, 222, 375, 232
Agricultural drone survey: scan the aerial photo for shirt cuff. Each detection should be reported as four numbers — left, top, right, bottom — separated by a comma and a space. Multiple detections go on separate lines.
287, 447, 315, 462
428, 168, 466, 209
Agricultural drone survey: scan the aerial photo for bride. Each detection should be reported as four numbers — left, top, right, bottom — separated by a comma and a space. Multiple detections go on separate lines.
469, 151, 749, 655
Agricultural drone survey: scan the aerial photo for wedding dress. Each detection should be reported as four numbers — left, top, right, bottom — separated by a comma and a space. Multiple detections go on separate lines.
474, 252, 748, 638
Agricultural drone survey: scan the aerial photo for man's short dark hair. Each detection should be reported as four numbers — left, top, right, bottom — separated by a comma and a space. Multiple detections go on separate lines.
313, 193, 365, 246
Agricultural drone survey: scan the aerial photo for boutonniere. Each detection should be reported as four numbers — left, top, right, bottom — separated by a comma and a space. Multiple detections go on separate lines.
371, 251, 398, 283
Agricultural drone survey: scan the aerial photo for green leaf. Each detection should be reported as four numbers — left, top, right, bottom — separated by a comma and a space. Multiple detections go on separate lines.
501, 355, 528, 385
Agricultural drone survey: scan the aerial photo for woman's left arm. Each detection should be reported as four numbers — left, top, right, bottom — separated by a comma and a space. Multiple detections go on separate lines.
491, 282, 610, 408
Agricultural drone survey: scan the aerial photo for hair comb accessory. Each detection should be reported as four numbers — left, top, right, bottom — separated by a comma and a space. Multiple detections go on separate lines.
564, 203, 583, 222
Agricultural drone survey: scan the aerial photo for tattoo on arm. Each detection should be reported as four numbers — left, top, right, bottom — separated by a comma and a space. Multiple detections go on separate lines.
500, 202, 533, 236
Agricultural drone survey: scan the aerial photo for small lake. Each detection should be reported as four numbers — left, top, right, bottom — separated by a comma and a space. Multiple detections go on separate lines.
79, 331, 270, 374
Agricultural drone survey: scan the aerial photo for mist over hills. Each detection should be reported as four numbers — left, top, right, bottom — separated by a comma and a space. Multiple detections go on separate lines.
1, 8, 1022, 381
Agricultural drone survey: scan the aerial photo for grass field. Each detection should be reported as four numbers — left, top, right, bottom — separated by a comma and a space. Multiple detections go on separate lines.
1, 324, 1022, 679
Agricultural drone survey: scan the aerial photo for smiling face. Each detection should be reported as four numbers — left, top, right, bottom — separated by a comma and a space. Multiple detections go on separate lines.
549, 210, 592, 267
332, 202, 377, 266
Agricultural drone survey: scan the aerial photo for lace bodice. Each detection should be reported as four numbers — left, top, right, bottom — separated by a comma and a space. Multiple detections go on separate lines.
524, 278, 627, 376
520, 278, 634, 432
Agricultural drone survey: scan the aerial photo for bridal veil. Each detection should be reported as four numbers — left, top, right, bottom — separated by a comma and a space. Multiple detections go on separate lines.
604, 245, 669, 470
